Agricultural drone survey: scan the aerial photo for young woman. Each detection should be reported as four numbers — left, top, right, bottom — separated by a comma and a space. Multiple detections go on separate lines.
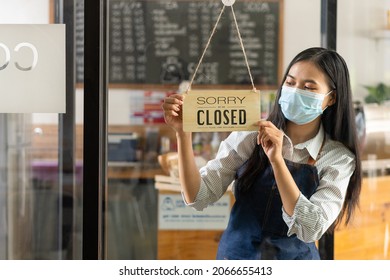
161, 47, 361, 260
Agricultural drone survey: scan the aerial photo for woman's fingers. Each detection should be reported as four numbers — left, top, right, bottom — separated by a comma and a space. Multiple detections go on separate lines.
162, 104, 178, 117
165, 94, 184, 104
257, 120, 276, 129
259, 132, 274, 148
257, 121, 283, 147
162, 94, 184, 117
162, 97, 182, 110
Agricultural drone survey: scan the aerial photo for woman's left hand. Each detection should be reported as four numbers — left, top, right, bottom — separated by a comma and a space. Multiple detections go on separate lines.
257, 120, 284, 164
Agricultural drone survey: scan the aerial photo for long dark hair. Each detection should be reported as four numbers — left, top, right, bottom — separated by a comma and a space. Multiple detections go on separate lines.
235, 47, 362, 230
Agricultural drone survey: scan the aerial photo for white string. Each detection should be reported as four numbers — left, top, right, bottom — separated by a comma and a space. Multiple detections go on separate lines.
186, 4, 257, 93
186, 5, 226, 93
230, 5, 256, 92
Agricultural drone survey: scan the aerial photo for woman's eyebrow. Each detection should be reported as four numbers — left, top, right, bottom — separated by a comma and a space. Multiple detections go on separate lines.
287, 74, 318, 84
304, 79, 318, 84
287, 74, 295, 79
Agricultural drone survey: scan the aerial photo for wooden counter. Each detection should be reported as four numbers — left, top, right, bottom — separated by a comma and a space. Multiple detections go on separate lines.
158, 229, 224, 260
157, 189, 235, 260
108, 162, 165, 179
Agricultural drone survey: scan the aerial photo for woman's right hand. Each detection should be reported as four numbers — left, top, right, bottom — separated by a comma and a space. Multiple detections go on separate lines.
162, 93, 185, 132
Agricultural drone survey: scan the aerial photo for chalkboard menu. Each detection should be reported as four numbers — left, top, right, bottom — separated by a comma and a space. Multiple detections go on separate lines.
75, 0, 84, 83
75, 0, 281, 87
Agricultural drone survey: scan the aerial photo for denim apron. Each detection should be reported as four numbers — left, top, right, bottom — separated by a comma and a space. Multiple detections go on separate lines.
216, 156, 321, 260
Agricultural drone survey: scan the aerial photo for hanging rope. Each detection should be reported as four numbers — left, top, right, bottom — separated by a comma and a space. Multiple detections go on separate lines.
230, 5, 256, 92
186, 5, 226, 93
186, 3, 257, 93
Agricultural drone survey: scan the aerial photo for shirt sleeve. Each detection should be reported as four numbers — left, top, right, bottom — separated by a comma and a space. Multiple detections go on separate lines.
185, 131, 257, 211
282, 142, 356, 242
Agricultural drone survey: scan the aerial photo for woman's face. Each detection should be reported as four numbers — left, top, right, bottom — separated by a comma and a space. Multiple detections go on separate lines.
283, 60, 335, 109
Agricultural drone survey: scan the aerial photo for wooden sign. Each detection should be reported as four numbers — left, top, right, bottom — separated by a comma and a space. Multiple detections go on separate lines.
183, 90, 260, 132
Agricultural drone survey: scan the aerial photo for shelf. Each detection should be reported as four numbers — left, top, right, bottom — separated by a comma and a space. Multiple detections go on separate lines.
108, 165, 164, 180
371, 29, 390, 40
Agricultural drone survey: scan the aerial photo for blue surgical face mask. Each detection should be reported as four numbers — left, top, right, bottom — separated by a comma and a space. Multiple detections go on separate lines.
278, 86, 333, 125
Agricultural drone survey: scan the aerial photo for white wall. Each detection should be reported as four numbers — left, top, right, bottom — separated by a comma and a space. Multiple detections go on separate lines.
1, 0, 389, 124
282, 0, 321, 69
284, 0, 390, 102
338, 0, 390, 102
0, 0, 49, 24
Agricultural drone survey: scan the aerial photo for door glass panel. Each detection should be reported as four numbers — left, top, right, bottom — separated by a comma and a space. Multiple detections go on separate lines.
335, 0, 390, 260
105, 0, 287, 260
0, 0, 83, 259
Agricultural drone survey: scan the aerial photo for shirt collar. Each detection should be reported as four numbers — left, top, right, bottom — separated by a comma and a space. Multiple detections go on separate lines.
283, 124, 325, 161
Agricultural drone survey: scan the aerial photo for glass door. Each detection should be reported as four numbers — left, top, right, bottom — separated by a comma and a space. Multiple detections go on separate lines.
334, 0, 390, 260
0, 0, 83, 259
103, 0, 283, 260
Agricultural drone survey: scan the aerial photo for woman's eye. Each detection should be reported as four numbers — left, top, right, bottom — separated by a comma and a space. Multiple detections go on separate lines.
285, 81, 293, 86
304, 86, 315, 91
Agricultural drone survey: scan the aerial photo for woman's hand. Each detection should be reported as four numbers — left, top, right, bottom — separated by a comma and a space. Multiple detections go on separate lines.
258, 120, 300, 217
257, 120, 284, 164
162, 93, 199, 203
162, 93, 185, 132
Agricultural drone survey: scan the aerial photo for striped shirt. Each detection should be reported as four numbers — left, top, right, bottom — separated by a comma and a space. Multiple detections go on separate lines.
185, 124, 356, 243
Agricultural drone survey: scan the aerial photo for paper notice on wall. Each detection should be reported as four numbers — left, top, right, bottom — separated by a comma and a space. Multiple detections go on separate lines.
129, 90, 172, 124
158, 193, 230, 230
